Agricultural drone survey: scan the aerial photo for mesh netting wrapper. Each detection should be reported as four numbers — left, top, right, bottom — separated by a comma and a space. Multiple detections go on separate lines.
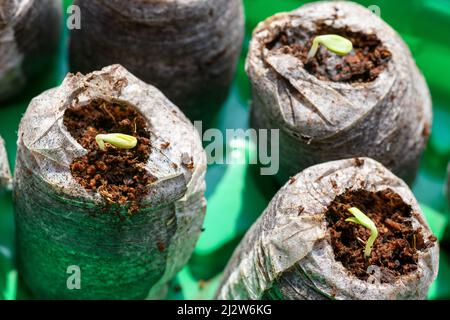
216, 158, 439, 300
247, 1, 431, 185
0, 136, 11, 191
0, 0, 61, 101
69, 0, 244, 121
13, 64, 207, 299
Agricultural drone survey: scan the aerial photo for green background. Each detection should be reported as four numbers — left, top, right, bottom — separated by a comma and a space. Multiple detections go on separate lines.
1, 0, 450, 300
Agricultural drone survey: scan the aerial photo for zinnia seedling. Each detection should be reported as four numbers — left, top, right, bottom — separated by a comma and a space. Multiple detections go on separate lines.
307, 34, 353, 59
345, 207, 379, 258
95, 133, 137, 151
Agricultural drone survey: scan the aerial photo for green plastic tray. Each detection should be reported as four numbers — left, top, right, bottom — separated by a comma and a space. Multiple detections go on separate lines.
1, 0, 450, 300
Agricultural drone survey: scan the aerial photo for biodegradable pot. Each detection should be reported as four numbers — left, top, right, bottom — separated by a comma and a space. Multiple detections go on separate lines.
14, 64, 207, 299
216, 158, 439, 300
69, 0, 245, 121
247, 1, 431, 185
0, 0, 61, 101
0, 136, 11, 191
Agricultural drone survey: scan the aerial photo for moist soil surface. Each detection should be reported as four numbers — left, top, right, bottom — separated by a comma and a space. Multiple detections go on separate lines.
268, 25, 392, 82
64, 99, 157, 214
326, 189, 436, 283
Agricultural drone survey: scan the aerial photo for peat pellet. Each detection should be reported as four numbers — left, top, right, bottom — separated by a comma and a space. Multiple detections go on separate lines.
247, 1, 431, 185
14, 64, 207, 299
69, 0, 244, 121
216, 158, 439, 300
0, 0, 61, 101
0, 136, 11, 191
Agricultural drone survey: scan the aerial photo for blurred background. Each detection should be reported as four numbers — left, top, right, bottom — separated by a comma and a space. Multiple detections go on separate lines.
1, 0, 450, 300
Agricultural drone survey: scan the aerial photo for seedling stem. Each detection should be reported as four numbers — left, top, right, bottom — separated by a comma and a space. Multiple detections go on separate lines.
345, 207, 379, 258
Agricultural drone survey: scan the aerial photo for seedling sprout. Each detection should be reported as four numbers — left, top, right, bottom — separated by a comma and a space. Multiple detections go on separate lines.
307, 34, 353, 59
345, 207, 379, 258
95, 133, 137, 151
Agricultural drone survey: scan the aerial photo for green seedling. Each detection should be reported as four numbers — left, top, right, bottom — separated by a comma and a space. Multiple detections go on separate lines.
95, 133, 137, 151
345, 207, 379, 258
307, 34, 353, 59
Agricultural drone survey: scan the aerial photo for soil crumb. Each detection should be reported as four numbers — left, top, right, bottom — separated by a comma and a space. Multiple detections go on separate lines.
64, 99, 157, 214
326, 189, 435, 283
267, 25, 392, 83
